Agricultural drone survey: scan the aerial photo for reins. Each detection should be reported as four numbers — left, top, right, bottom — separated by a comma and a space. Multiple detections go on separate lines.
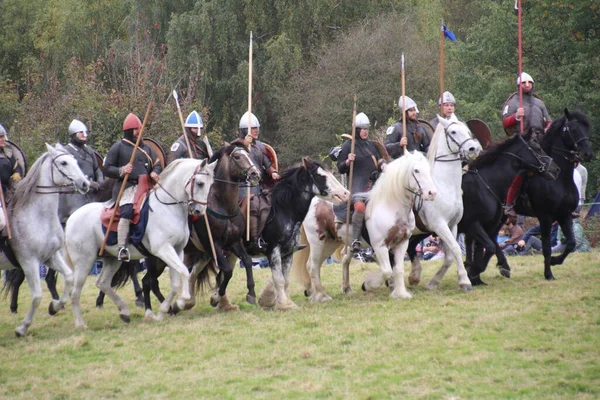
36, 153, 87, 194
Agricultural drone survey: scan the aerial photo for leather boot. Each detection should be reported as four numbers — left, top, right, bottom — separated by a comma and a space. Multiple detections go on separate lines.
117, 218, 131, 262
351, 211, 365, 253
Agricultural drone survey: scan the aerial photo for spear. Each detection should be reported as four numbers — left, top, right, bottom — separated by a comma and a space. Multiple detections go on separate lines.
99, 101, 152, 257
246, 31, 253, 241
172, 90, 217, 264
439, 21, 445, 116
401, 53, 407, 155
516, 0, 524, 133
345, 95, 357, 246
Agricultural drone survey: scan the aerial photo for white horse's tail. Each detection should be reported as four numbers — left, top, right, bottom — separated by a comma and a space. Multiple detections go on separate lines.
333, 244, 345, 263
291, 224, 311, 288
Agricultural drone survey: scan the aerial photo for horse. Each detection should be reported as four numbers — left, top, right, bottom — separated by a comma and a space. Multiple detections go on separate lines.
221, 158, 349, 310
383, 117, 482, 292
292, 151, 437, 301
141, 140, 260, 318
458, 130, 560, 285
0, 143, 90, 336
65, 158, 216, 327
512, 109, 594, 279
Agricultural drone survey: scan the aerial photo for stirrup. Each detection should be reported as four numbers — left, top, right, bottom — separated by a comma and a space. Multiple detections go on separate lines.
118, 246, 130, 262
351, 240, 362, 254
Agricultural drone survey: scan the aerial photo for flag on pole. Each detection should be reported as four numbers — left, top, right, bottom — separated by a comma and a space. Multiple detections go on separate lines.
442, 24, 457, 41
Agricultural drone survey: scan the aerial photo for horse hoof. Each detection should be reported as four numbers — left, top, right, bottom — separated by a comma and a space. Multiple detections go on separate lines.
135, 298, 144, 308
171, 303, 181, 315
408, 277, 420, 286
210, 296, 220, 308
460, 284, 473, 292
246, 294, 256, 305
144, 310, 156, 321
48, 302, 58, 316
342, 287, 353, 295
10, 308, 17, 314
96, 303, 103, 309
361, 282, 367, 292
471, 277, 487, 286
15, 326, 27, 337
120, 314, 131, 323
48, 301, 62, 316
499, 268, 511, 278
545, 275, 556, 281
304, 290, 310, 298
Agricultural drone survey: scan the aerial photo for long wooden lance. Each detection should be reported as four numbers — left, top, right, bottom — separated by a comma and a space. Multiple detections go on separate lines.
0, 181, 11, 240
246, 31, 253, 241
99, 101, 152, 256
344, 95, 358, 246
401, 53, 408, 155
516, 0, 524, 133
439, 22, 446, 116
173, 89, 218, 264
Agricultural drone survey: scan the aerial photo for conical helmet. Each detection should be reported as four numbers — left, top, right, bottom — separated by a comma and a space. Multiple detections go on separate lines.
239, 111, 260, 129
68, 119, 88, 137
123, 113, 142, 131
355, 112, 370, 129
185, 110, 204, 129
398, 96, 419, 113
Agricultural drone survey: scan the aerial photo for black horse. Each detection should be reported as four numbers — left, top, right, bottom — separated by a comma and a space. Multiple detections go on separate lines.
141, 140, 260, 316
509, 109, 593, 279
457, 130, 560, 285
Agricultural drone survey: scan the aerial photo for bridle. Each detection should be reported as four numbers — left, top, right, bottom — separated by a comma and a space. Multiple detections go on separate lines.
407, 169, 427, 213
435, 122, 477, 163
503, 134, 552, 173
552, 120, 589, 163
216, 147, 259, 187
36, 153, 89, 194
154, 163, 212, 213
307, 167, 330, 197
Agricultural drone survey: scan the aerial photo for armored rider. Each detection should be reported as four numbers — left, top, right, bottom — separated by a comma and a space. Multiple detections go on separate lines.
0, 123, 23, 196
337, 112, 387, 253
429, 91, 464, 129
385, 96, 430, 159
502, 72, 552, 217
64, 119, 103, 189
103, 113, 162, 261
168, 110, 210, 163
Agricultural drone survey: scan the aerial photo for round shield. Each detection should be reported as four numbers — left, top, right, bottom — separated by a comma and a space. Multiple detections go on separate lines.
466, 119, 493, 150
7, 140, 27, 176
419, 119, 435, 141
262, 143, 278, 189
143, 138, 166, 169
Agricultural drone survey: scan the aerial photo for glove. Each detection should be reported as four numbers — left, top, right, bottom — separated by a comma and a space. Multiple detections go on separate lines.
10, 173, 21, 183
89, 181, 101, 190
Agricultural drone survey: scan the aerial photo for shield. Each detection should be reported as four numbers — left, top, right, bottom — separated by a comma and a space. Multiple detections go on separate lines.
7, 140, 27, 176
466, 119, 493, 150
370, 140, 391, 162
419, 119, 435, 141
262, 143, 278, 189
94, 150, 104, 172
143, 138, 166, 169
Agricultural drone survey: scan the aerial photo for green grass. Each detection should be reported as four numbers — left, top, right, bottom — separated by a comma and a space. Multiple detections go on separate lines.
0, 252, 599, 399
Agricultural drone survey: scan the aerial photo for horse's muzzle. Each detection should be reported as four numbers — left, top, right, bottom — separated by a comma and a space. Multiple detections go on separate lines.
332, 189, 350, 205
423, 189, 437, 201
190, 203, 207, 217
76, 178, 90, 195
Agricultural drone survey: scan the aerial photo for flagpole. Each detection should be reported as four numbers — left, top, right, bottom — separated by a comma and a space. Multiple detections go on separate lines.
517, 0, 524, 133
439, 21, 445, 116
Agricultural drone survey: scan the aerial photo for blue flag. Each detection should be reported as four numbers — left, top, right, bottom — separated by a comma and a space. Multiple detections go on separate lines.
442, 24, 457, 41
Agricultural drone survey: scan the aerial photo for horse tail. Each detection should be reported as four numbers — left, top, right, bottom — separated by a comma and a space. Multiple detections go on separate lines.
194, 256, 218, 295
1, 268, 24, 299
111, 262, 132, 289
291, 224, 311, 288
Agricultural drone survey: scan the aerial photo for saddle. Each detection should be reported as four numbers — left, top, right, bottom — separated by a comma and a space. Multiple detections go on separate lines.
101, 175, 153, 231
239, 190, 272, 243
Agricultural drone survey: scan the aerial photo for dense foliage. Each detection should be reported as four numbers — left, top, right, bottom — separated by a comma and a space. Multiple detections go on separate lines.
0, 0, 598, 196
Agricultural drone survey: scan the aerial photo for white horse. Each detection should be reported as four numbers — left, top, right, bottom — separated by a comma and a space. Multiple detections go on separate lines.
65, 158, 216, 328
1, 143, 90, 336
293, 151, 437, 300
404, 116, 481, 291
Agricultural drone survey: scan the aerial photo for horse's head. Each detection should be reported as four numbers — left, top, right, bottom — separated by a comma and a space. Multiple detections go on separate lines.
557, 109, 594, 163
187, 159, 217, 216
225, 140, 260, 186
407, 152, 437, 201
302, 158, 349, 204
47, 143, 90, 194
517, 133, 560, 180
437, 116, 481, 161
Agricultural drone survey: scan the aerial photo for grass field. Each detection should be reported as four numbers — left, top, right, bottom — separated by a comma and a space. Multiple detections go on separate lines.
0, 251, 598, 399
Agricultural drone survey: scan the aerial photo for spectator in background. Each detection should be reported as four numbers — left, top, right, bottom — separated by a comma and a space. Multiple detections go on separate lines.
552, 216, 591, 254
498, 217, 523, 252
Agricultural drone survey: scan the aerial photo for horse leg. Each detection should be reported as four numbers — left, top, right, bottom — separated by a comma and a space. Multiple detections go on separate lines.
407, 235, 423, 286
8, 269, 25, 314
389, 241, 412, 299
15, 263, 43, 337
131, 263, 144, 308
308, 243, 337, 302
173, 253, 210, 313
95, 258, 131, 323
261, 248, 297, 311
154, 246, 194, 313
70, 254, 95, 329
426, 225, 472, 291
209, 251, 238, 311
142, 256, 166, 319
537, 217, 560, 280
549, 216, 575, 270
45, 251, 74, 316
363, 243, 390, 292
495, 246, 511, 278
45, 269, 60, 301
467, 224, 497, 286
232, 241, 256, 305
96, 291, 106, 308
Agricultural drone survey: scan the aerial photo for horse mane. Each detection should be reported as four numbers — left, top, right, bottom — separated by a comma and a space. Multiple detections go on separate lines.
370, 151, 422, 205
9, 152, 52, 214
426, 123, 444, 167
158, 158, 188, 182
271, 159, 326, 208
470, 134, 522, 169
209, 139, 247, 163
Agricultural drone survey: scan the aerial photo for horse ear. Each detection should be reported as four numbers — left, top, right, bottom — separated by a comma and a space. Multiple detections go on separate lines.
302, 157, 312, 169
207, 160, 218, 174
564, 108, 571, 120
55, 143, 67, 152
199, 159, 207, 168
45, 142, 58, 156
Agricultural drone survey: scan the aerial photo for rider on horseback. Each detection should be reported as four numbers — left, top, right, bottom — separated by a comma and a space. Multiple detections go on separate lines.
502, 72, 552, 217
104, 113, 162, 261
429, 91, 464, 129
168, 110, 211, 163
385, 96, 431, 159
337, 112, 387, 253
0, 124, 23, 197
65, 120, 103, 192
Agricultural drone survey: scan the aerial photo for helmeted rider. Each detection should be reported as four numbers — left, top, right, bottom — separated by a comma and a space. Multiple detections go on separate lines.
168, 110, 210, 163
0, 123, 23, 196
429, 91, 464, 128
238, 111, 279, 199
104, 113, 163, 261
65, 119, 103, 190
337, 112, 387, 253
502, 72, 552, 217
385, 96, 430, 159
